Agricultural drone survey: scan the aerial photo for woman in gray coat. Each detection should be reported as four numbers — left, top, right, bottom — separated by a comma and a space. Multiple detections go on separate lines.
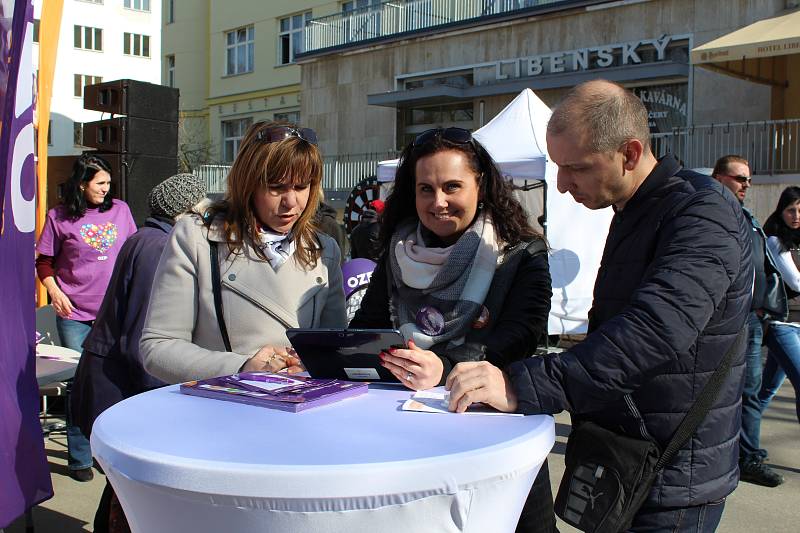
141, 122, 347, 383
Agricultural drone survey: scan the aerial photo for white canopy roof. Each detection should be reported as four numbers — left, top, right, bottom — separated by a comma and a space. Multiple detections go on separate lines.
377, 89, 612, 334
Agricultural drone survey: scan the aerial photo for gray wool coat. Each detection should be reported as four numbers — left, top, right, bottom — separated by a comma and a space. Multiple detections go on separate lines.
140, 215, 347, 383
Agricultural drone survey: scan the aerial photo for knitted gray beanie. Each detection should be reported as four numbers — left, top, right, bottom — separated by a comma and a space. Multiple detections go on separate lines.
148, 173, 207, 219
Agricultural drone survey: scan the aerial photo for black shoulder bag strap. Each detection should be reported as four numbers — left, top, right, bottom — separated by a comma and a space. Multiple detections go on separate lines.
655, 328, 746, 470
209, 241, 232, 352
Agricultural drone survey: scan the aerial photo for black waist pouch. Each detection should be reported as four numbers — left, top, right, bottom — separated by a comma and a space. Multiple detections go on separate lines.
554, 421, 660, 533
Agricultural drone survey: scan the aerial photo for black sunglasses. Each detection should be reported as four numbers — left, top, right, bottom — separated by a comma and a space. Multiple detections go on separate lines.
413, 127, 473, 148
255, 126, 318, 146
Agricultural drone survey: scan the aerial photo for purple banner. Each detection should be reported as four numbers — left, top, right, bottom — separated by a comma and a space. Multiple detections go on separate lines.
341, 258, 377, 299
0, 0, 53, 527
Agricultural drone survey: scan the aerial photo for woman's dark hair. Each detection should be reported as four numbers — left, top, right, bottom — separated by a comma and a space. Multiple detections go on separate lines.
379, 133, 540, 255
203, 121, 324, 269
62, 154, 113, 219
764, 186, 800, 251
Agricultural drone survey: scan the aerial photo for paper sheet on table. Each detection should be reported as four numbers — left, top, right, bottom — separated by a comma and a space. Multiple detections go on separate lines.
401, 388, 523, 417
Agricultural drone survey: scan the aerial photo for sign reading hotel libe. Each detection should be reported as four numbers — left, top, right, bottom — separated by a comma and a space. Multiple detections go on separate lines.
488, 35, 687, 80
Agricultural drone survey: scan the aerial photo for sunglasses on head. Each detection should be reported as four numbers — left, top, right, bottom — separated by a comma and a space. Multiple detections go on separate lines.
255, 125, 318, 146
412, 127, 473, 148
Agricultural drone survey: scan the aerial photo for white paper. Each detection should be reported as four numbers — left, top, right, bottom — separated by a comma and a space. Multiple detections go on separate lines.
401, 387, 523, 417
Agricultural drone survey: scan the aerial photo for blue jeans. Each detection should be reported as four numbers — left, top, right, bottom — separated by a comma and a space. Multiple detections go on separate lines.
762, 323, 800, 424
629, 499, 726, 533
56, 316, 94, 471
739, 312, 766, 462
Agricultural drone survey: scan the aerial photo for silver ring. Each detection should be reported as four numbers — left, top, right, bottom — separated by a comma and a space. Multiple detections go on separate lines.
405, 371, 413, 382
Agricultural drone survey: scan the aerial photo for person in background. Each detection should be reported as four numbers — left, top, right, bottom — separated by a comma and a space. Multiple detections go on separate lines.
36, 153, 137, 482
315, 190, 349, 261
448, 80, 752, 530
350, 199, 384, 261
349, 127, 554, 533
140, 122, 346, 383
761, 186, 800, 429
712, 155, 785, 487
70, 173, 208, 533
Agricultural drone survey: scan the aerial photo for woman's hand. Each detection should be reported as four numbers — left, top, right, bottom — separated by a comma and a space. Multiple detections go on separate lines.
242, 345, 302, 373
379, 340, 444, 391
48, 284, 75, 319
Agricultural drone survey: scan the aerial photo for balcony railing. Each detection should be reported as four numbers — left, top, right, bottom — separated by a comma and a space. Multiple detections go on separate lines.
302, 0, 573, 55
197, 119, 799, 194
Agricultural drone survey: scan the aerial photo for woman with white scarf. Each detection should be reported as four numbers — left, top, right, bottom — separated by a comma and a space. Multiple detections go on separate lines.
140, 122, 346, 383
350, 128, 554, 532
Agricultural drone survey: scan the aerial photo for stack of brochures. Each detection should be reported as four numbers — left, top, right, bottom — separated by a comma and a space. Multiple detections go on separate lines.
180, 372, 368, 412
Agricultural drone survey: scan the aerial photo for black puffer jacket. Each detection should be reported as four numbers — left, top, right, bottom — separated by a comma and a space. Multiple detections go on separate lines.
508, 155, 752, 508
350, 238, 552, 379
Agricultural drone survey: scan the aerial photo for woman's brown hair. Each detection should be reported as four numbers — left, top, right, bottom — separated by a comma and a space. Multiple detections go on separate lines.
204, 121, 324, 269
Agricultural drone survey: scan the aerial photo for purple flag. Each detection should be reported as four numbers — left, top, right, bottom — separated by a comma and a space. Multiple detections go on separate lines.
0, 0, 53, 526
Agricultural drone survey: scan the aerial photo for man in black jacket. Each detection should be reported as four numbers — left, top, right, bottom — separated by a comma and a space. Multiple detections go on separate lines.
447, 80, 752, 531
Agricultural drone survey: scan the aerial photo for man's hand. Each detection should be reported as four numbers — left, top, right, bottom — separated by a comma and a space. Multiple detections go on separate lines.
445, 361, 518, 413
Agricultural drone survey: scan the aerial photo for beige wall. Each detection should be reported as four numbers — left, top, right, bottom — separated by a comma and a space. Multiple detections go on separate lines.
162, 0, 342, 161
301, 0, 788, 158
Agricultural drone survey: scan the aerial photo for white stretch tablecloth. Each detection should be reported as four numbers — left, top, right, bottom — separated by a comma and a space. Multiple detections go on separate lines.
92, 384, 555, 533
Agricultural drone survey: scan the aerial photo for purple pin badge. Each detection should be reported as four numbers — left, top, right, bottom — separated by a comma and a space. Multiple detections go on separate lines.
416, 305, 445, 336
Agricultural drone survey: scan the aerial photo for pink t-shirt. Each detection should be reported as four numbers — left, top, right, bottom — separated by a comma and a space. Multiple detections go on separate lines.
37, 199, 137, 321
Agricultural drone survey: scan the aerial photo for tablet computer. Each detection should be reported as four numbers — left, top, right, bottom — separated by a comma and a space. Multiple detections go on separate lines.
286, 328, 405, 383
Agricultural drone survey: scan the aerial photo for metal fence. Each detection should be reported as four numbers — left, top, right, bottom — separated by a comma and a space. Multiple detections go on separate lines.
197, 119, 799, 194
652, 119, 799, 175
197, 152, 400, 194
304, 0, 564, 53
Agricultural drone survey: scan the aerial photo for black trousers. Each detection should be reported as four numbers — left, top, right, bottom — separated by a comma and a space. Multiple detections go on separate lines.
516, 458, 558, 533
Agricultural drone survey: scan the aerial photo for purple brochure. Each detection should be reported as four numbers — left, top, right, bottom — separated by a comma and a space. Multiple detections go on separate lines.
179, 372, 368, 412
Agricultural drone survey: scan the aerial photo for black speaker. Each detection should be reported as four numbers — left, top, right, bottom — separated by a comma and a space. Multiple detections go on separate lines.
83, 117, 178, 157
86, 151, 179, 225
84, 79, 179, 122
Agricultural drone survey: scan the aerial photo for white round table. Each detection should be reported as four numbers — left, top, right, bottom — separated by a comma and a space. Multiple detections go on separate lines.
92, 384, 555, 533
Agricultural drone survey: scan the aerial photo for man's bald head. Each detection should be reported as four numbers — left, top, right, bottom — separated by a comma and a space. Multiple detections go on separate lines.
547, 79, 651, 153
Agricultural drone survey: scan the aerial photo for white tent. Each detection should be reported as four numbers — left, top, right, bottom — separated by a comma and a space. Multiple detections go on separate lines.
377, 89, 613, 334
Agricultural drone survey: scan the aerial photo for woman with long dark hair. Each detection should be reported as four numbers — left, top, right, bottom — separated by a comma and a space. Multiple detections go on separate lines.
761, 186, 800, 424
350, 128, 554, 532
140, 122, 346, 383
36, 153, 137, 481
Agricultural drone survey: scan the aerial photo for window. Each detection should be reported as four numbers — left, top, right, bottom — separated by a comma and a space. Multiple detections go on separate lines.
47, 119, 52, 146
73, 122, 84, 147
33, 19, 40, 43
166, 55, 175, 87
278, 12, 311, 65
74, 25, 103, 51
167, 0, 175, 23
74, 74, 102, 97
124, 0, 151, 11
274, 111, 300, 124
123, 33, 151, 57
225, 26, 254, 75
221, 118, 253, 163
342, 0, 381, 12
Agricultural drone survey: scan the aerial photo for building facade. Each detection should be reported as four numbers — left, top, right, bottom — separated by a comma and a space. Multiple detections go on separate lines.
33, 0, 162, 157
298, 0, 795, 166
162, 0, 351, 168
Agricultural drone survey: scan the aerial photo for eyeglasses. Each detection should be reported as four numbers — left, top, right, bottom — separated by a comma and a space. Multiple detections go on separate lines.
721, 174, 752, 185
255, 126, 318, 146
412, 127, 473, 148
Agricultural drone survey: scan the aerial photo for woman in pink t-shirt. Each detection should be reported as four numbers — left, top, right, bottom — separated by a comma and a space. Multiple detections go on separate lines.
36, 154, 136, 482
